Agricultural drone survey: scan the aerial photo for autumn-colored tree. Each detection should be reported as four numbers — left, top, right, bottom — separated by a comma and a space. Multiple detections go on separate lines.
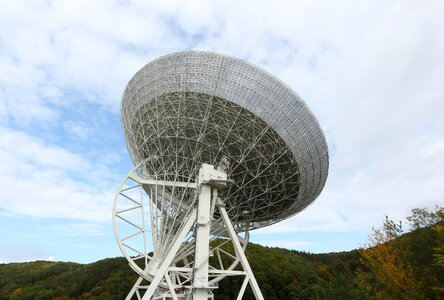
358, 216, 419, 299
9, 287, 22, 299
53, 296, 71, 300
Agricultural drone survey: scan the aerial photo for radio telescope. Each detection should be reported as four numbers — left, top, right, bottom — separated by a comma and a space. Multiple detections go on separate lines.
112, 51, 328, 299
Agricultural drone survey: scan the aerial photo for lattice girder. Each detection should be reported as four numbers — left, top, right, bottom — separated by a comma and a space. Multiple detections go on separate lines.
122, 51, 329, 231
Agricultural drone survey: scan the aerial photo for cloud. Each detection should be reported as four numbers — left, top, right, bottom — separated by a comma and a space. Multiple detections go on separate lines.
51, 223, 106, 237
63, 121, 93, 139
0, 0, 191, 125
74, 243, 96, 249
0, 0, 443, 260
0, 244, 54, 263
0, 126, 114, 222
0, 126, 90, 171
247, 1, 444, 233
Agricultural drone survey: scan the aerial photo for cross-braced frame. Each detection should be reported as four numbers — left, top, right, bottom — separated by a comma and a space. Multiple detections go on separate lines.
121, 51, 329, 229
113, 162, 265, 299
115, 51, 329, 299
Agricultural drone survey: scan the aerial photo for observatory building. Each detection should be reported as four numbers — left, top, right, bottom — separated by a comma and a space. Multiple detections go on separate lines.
113, 51, 328, 299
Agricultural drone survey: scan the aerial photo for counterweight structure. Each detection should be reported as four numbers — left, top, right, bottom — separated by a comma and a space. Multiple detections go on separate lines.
113, 51, 329, 299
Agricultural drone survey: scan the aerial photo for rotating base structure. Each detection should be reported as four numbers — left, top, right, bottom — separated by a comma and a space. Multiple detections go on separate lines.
113, 163, 264, 300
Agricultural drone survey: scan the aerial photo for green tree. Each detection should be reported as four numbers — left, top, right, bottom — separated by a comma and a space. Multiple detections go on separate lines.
407, 206, 444, 230
434, 223, 444, 267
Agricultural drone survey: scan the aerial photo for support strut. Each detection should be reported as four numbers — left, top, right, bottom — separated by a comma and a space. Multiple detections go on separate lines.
126, 164, 264, 299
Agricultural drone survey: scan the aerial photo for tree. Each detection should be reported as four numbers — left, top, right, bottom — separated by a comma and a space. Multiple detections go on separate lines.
358, 216, 419, 299
434, 223, 444, 267
406, 206, 444, 268
407, 206, 444, 230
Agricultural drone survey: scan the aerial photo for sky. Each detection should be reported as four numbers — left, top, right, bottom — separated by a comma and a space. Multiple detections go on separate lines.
0, 0, 443, 264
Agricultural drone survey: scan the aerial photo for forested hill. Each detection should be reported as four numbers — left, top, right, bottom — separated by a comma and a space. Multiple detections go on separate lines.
1, 221, 443, 300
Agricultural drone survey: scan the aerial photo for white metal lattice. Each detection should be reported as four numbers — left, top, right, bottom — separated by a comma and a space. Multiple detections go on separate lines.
121, 51, 328, 229
114, 51, 329, 299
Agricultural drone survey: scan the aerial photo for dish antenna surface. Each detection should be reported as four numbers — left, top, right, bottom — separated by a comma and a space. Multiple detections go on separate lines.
113, 51, 328, 299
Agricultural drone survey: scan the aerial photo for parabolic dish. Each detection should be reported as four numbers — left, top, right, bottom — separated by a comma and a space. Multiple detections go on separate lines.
121, 51, 328, 230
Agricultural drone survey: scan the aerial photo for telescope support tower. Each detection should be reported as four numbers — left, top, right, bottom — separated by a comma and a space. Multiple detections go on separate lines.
116, 50, 329, 299
120, 164, 264, 299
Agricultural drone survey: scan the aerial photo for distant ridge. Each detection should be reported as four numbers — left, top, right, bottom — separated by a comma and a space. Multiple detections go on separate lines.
1, 223, 442, 299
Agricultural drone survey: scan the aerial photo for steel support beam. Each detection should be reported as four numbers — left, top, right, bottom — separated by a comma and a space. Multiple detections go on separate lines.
218, 203, 264, 300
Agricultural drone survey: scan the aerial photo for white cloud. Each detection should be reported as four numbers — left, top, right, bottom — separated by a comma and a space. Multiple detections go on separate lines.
52, 223, 106, 237
0, 0, 443, 257
0, 0, 192, 125
63, 121, 93, 139
262, 1, 444, 232
74, 243, 96, 249
0, 126, 114, 222
0, 127, 90, 171
0, 244, 54, 263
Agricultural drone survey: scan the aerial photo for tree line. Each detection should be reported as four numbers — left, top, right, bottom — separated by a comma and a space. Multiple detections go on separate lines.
0, 206, 442, 299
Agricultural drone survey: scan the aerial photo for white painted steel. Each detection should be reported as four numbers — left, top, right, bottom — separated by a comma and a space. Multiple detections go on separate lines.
114, 162, 256, 299
192, 166, 213, 299
141, 209, 197, 299
218, 202, 264, 300
114, 51, 329, 299
121, 51, 329, 230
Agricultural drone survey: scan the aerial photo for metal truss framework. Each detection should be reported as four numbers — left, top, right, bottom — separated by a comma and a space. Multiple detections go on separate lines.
121, 51, 329, 230
113, 163, 264, 299
115, 51, 330, 299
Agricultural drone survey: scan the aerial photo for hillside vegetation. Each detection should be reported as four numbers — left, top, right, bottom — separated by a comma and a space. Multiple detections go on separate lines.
1, 207, 442, 300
